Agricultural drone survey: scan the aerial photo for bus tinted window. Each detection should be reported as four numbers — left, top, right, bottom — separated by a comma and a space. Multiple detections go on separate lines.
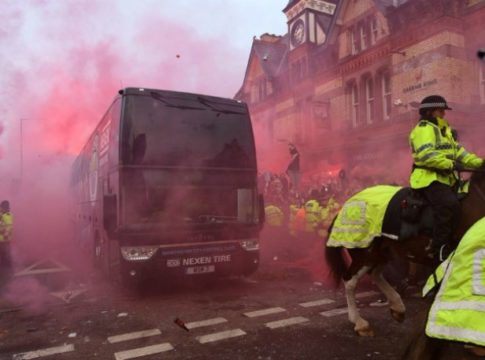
121, 94, 256, 168
109, 99, 122, 166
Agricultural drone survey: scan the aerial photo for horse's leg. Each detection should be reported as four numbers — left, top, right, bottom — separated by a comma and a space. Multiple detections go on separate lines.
371, 266, 406, 322
344, 264, 374, 336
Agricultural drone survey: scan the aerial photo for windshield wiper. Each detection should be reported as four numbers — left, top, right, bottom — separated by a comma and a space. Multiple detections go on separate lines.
150, 92, 206, 110
197, 96, 246, 115
197, 215, 238, 223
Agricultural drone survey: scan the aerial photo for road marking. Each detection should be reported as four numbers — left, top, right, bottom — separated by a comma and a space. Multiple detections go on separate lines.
265, 316, 309, 329
299, 299, 335, 308
320, 308, 348, 317
196, 329, 246, 344
114, 343, 173, 360
185, 317, 227, 329
243, 307, 286, 318
356, 291, 379, 299
13, 344, 75, 359
108, 329, 161, 344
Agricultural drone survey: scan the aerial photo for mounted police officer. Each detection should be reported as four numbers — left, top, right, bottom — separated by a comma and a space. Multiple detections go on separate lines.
409, 95, 483, 261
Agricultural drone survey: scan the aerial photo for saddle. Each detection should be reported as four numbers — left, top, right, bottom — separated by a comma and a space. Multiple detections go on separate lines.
382, 186, 466, 242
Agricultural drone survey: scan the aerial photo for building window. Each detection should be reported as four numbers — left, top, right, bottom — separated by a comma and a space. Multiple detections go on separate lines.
291, 58, 307, 83
351, 82, 359, 127
251, 84, 258, 103
258, 78, 267, 102
365, 77, 374, 124
360, 23, 369, 51
382, 73, 392, 120
301, 58, 307, 78
480, 66, 485, 104
351, 27, 359, 55
370, 17, 379, 45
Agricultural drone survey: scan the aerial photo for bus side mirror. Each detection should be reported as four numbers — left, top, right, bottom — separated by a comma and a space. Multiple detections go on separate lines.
258, 194, 265, 227
103, 195, 117, 236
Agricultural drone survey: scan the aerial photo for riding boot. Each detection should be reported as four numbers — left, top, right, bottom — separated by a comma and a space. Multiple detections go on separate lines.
419, 182, 460, 263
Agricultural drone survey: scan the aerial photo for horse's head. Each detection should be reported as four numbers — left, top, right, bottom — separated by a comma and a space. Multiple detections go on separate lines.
459, 163, 485, 239
470, 162, 485, 184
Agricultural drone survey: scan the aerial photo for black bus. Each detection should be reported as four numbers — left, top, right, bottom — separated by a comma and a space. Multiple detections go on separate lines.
70, 88, 263, 285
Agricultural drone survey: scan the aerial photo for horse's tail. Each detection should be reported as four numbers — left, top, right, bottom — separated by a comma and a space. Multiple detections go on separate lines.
324, 215, 347, 287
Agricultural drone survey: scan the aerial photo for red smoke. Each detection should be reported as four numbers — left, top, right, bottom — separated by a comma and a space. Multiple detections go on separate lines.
0, 1, 252, 310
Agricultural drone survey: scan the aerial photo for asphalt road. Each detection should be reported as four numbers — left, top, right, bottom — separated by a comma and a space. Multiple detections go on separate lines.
0, 238, 479, 360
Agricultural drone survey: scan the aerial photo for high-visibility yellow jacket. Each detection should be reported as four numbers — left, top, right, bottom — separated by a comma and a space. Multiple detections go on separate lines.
304, 199, 322, 233
327, 196, 340, 212
320, 206, 330, 227
321, 197, 340, 225
424, 216, 485, 346
409, 117, 483, 189
265, 205, 284, 227
0, 212, 13, 242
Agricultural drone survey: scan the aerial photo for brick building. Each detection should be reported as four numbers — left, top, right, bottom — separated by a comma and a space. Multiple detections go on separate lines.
236, 0, 485, 182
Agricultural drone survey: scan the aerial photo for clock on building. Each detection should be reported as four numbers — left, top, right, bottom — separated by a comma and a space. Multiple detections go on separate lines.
291, 19, 305, 47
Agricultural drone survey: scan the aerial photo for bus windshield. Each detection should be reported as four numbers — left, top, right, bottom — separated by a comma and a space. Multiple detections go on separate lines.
121, 93, 257, 169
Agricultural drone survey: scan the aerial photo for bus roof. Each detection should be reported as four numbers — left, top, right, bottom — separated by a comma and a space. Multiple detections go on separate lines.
119, 87, 248, 110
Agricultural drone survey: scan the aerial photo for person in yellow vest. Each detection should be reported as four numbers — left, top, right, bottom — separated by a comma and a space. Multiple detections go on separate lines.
327, 195, 340, 213
318, 186, 340, 230
422, 216, 485, 354
0, 200, 14, 274
409, 95, 483, 261
264, 203, 284, 227
304, 191, 321, 234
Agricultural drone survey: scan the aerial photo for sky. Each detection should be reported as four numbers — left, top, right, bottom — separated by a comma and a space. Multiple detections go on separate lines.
0, 0, 289, 164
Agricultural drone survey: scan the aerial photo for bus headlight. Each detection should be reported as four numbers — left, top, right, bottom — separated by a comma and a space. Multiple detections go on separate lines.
240, 239, 259, 251
121, 246, 158, 261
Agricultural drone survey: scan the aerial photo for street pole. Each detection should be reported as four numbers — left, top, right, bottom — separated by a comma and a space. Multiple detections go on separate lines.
20, 118, 27, 180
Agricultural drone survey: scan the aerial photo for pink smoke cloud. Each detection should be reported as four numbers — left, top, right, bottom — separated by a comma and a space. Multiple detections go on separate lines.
0, 2, 252, 293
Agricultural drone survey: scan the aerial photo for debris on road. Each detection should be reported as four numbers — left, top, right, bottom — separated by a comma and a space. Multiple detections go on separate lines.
174, 318, 190, 331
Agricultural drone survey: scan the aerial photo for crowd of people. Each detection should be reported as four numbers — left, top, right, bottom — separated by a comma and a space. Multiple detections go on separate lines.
260, 171, 343, 234
258, 143, 377, 246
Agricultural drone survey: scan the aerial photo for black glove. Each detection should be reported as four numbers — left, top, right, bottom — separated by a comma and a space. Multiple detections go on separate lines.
453, 162, 466, 172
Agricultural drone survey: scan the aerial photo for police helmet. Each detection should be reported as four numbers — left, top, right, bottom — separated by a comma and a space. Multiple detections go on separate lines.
419, 95, 452, 110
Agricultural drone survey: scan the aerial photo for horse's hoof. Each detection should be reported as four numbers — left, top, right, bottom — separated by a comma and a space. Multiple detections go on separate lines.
390, 309, 405, 323
355, 326, 375, 337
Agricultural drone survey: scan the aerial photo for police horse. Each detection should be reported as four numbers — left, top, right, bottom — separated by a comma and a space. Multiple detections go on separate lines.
401, 216, 485, 360
324, 166, 485, 337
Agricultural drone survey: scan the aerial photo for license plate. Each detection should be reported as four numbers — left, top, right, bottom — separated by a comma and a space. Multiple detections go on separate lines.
186, 265, 215, 275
